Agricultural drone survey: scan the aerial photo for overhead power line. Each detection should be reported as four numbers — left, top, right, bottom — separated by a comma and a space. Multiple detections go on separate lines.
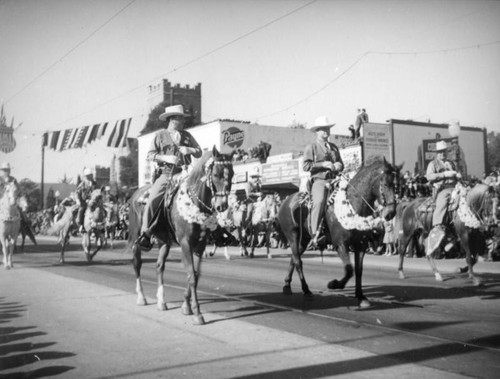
47, 0, 318, 129
256, 39, 500, 121
4, 0, 138, 105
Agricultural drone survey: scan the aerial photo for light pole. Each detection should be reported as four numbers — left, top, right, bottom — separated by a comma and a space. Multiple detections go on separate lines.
448, 121, 462, 177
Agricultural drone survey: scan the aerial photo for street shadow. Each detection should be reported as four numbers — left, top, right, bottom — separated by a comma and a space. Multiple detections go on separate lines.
0, 297, 76, 377
228, 334, 500, 379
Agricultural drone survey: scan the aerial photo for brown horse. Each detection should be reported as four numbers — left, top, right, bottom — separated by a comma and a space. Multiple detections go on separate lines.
130, 147, 234, 325
396, 182, 497, 285
277, 157, 401, 308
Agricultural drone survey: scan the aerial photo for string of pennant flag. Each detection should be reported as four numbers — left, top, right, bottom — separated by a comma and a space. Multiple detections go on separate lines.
42, 117, 132, 151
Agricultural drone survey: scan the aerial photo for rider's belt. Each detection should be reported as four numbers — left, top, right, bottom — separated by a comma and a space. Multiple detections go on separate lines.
157, 163, 181, 176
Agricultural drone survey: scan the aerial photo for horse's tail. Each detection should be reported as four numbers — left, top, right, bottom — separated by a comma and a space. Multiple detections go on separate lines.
47, 205, 77, 235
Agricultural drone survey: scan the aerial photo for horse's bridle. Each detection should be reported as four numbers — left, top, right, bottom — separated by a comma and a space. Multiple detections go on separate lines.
189, 158, 233, 213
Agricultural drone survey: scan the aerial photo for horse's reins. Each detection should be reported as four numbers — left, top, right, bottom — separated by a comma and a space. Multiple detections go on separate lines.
187, 159, 232, 214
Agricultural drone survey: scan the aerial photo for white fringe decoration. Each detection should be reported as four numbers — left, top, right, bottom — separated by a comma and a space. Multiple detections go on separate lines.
176, 183, 218, 231
333, 180, 382, 231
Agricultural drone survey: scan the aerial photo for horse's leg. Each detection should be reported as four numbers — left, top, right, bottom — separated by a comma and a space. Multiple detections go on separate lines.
180, 243, 205, 325
266, 224, 273, 259
426, 254, 443, 281
397, 234, 413, 279
90, 232, 103, 261
82, 232, 91, 262
458, 229, 482, 286
327, 244, 354, 290
284, 232, 312, 297
132, 243, 148, 306
238, 227, 248, 257
1, 237, 7, 268
249, 227, 256, 258
224, 246, 230, 260
353, 249, 370, 308
189, 253, 205, 325
283, 257, 296, 295
156, 244, 171, 310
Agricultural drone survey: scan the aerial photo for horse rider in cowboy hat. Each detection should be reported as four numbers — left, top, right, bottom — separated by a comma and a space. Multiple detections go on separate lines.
137, 104, 202, 251
0, 162, 19, 199
243, 167, 263, 223
76, 167, 98, 233
303, 116, 344, 248
426, 140, 459, 255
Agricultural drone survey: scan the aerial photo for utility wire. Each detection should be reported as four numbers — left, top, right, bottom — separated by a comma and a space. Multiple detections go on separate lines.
256, 39, 500, 121
47, 0, 318, 129
4, 0, 138, 105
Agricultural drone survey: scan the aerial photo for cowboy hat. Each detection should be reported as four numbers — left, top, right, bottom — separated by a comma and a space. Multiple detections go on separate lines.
83, 168, 93, 176
308, 116, 335, 132
0, 162, 11, 171
159, 104, 189, 121
250, 167, 261, 177
435, 140, 448, 152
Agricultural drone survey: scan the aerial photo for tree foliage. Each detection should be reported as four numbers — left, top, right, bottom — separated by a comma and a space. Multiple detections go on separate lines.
487, 131, 500, 172
18, 178, 41, 212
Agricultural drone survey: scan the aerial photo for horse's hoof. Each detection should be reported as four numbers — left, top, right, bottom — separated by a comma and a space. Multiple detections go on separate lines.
193, 315, 205, 325
359, 299, 371, 309
209, 252, 215, 257
327, 280, 342, 290
472, 277, 483, 287
435, 273, 444, 282
303, 292, 314, 299
249, 253, 254, 258
225, 254, 231, 260
157, 302, 168, 311
283, 285, 292, 295
181, 304, 193, 316
136, 297, 148, 306
267, 254, 273, 259
398, 271, 406, 280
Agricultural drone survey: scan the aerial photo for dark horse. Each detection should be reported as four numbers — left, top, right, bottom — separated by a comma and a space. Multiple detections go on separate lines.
277, 157, 401, 308
396, 182, 497, 285
129, 147, 234, 325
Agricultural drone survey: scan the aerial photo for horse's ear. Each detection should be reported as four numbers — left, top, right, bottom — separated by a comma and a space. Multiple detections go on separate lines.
212, 145, 220, 158
396, 162, 404, 172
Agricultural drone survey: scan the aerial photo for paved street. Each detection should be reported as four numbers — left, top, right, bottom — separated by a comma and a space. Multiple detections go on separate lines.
1, 236, 499, 378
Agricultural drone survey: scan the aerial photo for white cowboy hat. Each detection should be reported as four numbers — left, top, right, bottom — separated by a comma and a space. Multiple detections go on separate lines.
308, 116, 336, 132
250, 167, 261, 177
435, 140, 448, 152
159, 104, 189, 121
83, 168, 93, 176
0, 162, 11, 171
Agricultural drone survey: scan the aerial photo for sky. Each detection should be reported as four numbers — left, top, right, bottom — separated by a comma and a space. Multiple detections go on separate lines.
1, 0, 499, 183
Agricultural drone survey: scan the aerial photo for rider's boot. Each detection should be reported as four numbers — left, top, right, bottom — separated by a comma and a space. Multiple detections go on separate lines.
426, 224, 446, 256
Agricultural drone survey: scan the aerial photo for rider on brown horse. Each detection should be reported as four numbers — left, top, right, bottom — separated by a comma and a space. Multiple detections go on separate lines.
426, 140, 459, 254
303, 116, 344, 248
137, 104, 202, 251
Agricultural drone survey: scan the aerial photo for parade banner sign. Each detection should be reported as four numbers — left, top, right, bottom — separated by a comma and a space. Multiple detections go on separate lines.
261, 160, 300, 186
362, 123, 393, 163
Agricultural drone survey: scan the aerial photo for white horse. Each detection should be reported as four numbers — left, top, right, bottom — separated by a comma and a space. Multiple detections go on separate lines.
0, 181, 21, 269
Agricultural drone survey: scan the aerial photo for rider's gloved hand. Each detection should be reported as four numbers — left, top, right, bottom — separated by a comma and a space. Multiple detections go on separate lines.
160, 155, 179, 165
323, 162, 335, 171
443, 170, 457, 178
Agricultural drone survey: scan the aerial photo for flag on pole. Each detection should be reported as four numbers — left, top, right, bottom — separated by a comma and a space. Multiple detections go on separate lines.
107, 118, 131, 148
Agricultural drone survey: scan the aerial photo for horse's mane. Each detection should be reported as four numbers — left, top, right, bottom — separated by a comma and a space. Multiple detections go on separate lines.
186, 151, 214, 188
350, 156, 386, 186
467, 183, 493, 211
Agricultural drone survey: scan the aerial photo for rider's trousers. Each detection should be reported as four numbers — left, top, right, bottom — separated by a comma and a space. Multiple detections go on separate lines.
141, 173, 171, 235
432, 187, 454, 226
310, 178, 328, 236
